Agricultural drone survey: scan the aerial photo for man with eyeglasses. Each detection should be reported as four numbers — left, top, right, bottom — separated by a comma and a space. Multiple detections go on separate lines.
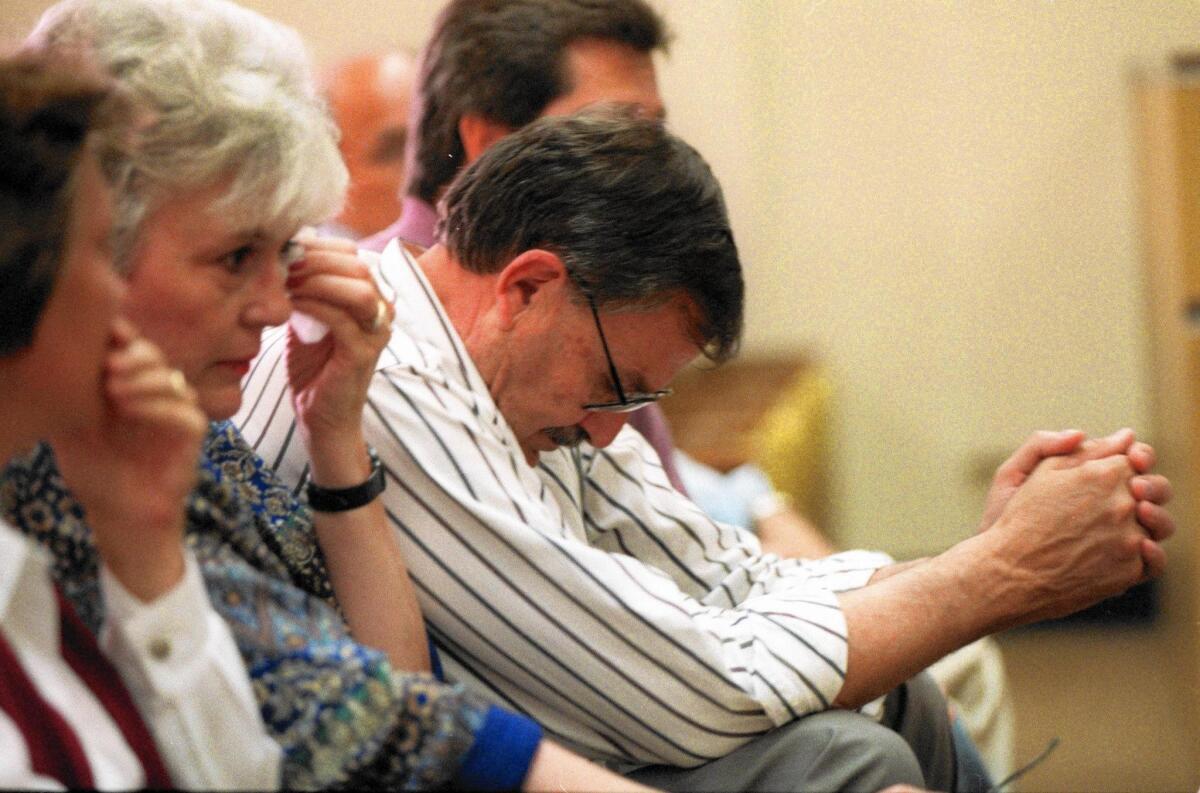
238, 111, 1172, 792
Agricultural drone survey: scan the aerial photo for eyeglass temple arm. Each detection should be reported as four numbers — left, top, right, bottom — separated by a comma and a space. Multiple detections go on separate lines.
585, 293, 628, 405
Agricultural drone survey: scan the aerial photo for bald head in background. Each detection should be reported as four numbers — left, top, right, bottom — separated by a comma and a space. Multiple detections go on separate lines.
323, 50, 417, 238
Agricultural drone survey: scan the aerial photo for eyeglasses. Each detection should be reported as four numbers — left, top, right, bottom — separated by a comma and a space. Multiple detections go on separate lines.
581, 292, 673, 413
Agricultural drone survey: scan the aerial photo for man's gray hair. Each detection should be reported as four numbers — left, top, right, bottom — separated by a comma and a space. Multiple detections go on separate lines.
441, 110, 743, 364
28, 0, 347, 267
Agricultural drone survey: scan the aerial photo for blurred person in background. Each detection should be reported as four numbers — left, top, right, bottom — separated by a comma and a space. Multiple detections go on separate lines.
323, 49, 417, 239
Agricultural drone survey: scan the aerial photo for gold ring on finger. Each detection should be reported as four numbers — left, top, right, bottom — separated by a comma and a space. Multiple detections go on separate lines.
367, 298, 387, 333
168, 369, 188, 398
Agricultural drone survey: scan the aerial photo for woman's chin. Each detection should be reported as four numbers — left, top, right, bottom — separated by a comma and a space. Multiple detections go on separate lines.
197, 386, 241, 422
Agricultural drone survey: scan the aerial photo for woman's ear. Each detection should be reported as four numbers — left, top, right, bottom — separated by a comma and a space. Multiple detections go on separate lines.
458, 113, 514, 163
493, 249, 569, 329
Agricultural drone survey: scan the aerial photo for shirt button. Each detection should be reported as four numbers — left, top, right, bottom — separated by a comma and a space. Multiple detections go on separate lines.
148, 637, 171, 660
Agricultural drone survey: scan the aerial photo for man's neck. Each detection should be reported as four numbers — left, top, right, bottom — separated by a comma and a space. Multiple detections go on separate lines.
417, 246, 498, 374
417, 246, 534, 462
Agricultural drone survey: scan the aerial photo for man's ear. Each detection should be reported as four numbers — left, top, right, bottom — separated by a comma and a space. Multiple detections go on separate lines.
494, 249, 569, 329
459, 113, 514, 163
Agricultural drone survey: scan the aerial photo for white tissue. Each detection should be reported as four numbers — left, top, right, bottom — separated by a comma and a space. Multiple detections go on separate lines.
288, 243, 397, 344
374, 240, 401, 304
289, 311, 329, 344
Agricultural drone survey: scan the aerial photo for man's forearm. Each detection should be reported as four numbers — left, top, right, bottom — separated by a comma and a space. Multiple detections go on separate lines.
834, 534, 1009, 708
836, 453, 1151, 708
865, 556, 928, 585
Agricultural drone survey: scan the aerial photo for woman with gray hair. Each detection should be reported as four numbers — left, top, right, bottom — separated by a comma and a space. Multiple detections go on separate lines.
4, 0, 658, 789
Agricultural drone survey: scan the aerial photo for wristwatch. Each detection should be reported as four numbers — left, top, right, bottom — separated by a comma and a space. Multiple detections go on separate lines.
306, 447, 386, 512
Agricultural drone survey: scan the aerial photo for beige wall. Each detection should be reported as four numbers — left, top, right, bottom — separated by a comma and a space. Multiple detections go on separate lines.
660, 0, 1198, 560
3, 1, 1199, 788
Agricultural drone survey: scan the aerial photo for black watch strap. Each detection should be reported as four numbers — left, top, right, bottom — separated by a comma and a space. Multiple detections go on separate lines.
306, 447, 386, 512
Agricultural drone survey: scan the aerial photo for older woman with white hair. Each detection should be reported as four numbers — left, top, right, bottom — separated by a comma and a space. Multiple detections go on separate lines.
3, 0, 657, 790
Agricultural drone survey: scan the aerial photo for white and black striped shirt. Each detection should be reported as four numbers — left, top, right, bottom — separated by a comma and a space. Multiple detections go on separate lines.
236, 244, 893, 768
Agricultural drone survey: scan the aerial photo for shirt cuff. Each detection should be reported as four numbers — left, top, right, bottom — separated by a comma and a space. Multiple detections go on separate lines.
453, 706, 543, 791
99, 551, 214, 695
800, 549, 895, 592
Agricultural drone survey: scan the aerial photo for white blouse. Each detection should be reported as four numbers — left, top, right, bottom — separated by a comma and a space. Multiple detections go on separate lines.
0, 521, 280, 790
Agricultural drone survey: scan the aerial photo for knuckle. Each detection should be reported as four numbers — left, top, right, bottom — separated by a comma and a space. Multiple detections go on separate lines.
1093, 456, 1129, 481
1109, 493, 1136, 523
1148, 507, 1176, 538
1119, 533, 1142, 556
1079, 457, 1107, 479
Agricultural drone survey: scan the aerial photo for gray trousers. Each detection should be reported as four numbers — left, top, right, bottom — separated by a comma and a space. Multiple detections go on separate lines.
626, 672, 955, 793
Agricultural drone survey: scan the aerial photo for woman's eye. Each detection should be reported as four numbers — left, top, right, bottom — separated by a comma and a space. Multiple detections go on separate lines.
280, 239, 304, 268
219, 245, 255, 273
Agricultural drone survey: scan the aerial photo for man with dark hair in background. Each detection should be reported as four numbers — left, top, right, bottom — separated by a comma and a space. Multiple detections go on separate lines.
361, 0, 666, 252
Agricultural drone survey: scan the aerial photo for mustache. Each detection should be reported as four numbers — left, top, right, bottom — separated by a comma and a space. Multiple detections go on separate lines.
544, 425, 590, 448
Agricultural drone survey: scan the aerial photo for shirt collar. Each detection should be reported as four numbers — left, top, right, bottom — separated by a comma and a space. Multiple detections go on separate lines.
381, 242, 527, 457
0, 519, 38, 626
384, 240, 491, 397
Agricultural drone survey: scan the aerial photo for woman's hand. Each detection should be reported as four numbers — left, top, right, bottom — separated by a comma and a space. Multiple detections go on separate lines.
53, 317, 207, 601
284, 235, 429, 672
285, 234, 393, 485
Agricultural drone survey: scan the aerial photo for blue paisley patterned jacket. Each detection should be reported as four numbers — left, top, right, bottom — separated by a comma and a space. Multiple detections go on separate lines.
0, 422, 501, 790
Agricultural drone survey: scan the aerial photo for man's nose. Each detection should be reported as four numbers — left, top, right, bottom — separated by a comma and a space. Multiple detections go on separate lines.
579, 412, 630, 449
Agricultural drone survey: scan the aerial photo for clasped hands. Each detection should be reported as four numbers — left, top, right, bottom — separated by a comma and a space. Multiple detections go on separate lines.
979, 428, 1173, 622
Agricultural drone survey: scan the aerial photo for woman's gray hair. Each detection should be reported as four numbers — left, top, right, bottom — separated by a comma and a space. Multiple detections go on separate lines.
28, 0, 347, 267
